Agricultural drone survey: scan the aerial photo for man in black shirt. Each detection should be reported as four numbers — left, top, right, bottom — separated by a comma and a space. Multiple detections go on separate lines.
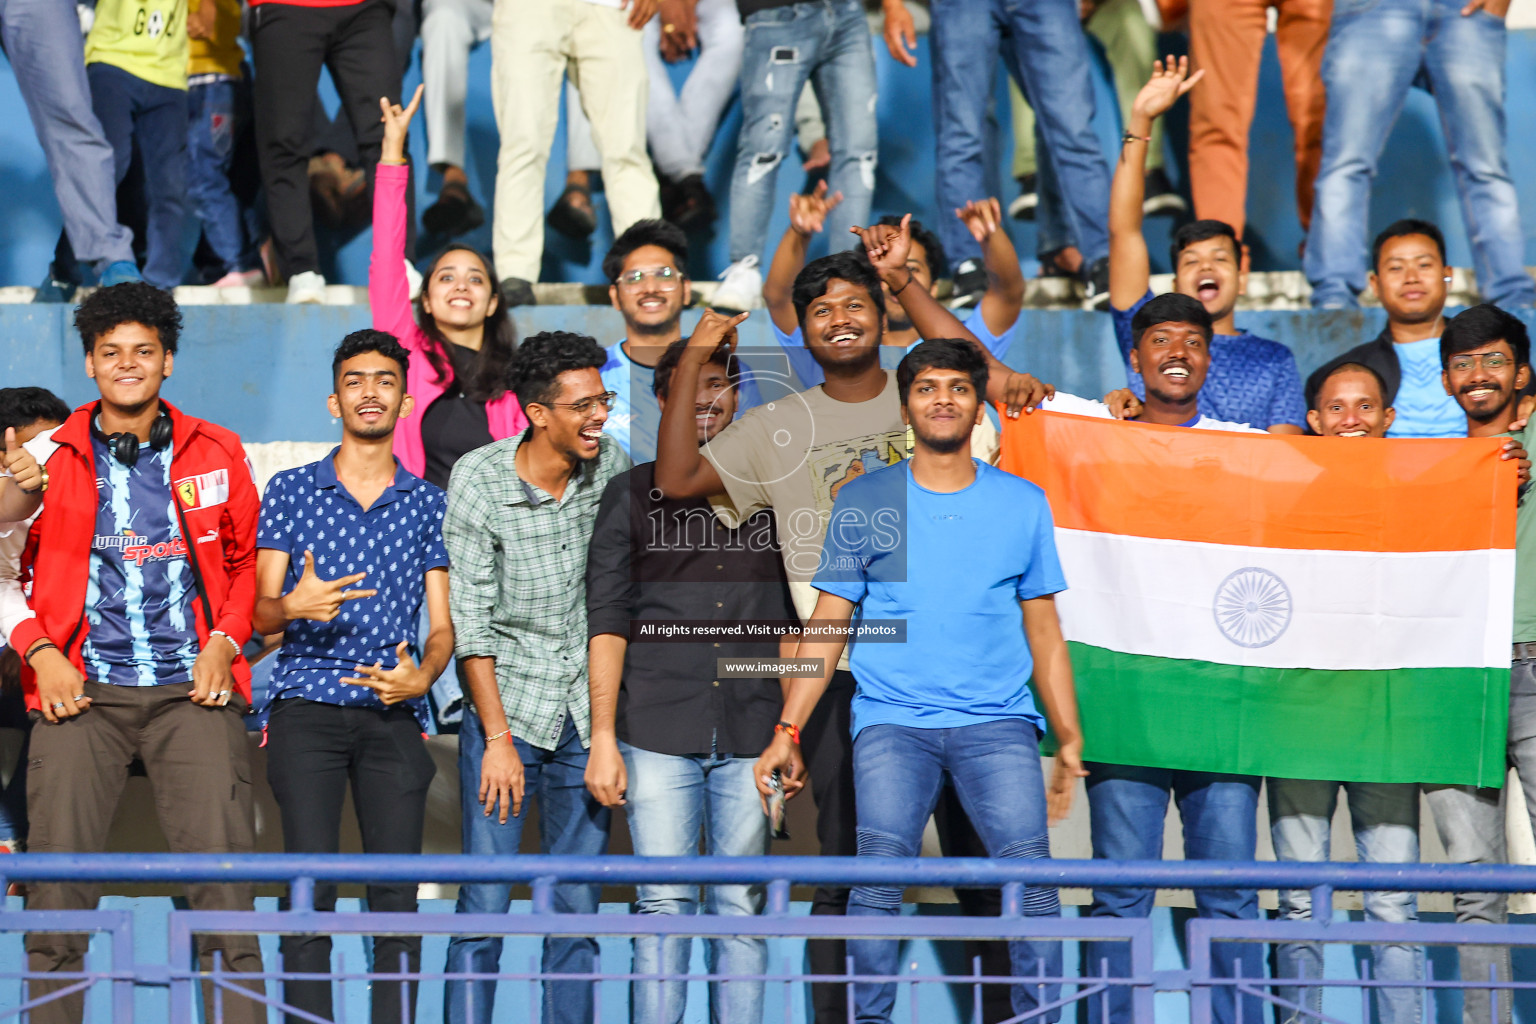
585, 336, 795, 1024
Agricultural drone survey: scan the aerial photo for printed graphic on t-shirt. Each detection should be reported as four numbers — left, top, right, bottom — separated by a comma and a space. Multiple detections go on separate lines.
807, 430, 906, 510
81, 440, 201, 687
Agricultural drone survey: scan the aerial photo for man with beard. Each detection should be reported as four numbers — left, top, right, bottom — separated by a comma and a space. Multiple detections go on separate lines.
761, 186, 1025, 388
253, 329, 455, 1024
1107, 59, 1305, 433
584, 336, 796, 1024
1038, 291, 1271, 1024
753, 338, 1085, 1024
1438, 302, 1533, 1024
656, 216, 1050, 1023
599, 220, 762, 462
442, 330, 631, 1024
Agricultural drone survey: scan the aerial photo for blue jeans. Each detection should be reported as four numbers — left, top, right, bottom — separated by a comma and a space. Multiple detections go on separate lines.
1268, 778, 1422, 1024
1082, 763, 1263, 1024
1304, 0, 1536, 308
0, 0, 135, 271
728, 0, 877, 263
84, 63, 188, 289
847, 720, 1060, 1024
621, 741, 770, 1024
931, 0, 1110, 271
188, 74, 263, 278
444, 713, 612, 1024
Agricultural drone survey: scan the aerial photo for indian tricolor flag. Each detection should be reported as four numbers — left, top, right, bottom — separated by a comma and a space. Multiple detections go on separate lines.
999, 409, 1515, 788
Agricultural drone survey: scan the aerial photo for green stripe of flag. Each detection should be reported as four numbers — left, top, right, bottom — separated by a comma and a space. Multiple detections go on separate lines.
1059, 642, 1508, 788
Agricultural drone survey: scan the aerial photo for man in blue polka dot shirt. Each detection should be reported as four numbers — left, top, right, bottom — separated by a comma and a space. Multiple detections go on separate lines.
252, 328, 456, 1024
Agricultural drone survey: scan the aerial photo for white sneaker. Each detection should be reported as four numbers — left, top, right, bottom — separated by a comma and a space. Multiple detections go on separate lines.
711, 256, 763, 312
285, 270, 327, 305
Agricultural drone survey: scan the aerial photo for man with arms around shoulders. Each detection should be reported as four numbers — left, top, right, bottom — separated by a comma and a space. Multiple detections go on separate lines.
585, 335, 797, 1024
754, 338, 1085, 1024
442, 330, 631, 1024
762, 186, 1025, 387
12, 282, 264, 1024
598, 219, 761, 462
253, 329, 454, 1024
1108, 59, 1305, 433
1044, 289, 1269, 1024
655, 221, 1051, 1023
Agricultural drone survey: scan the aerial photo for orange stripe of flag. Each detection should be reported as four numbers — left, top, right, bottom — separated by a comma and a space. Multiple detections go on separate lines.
997, 409, 1516, 553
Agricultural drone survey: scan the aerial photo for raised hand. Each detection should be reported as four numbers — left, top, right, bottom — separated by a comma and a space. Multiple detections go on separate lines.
378, 84, 424, 164
1130, 56, 1204, 124
2, 428, 43, 494
281, 550, 377, 623
789, 181, 844, 237
955, 198, 1004, 244
850, 213, 912, 276
344, 640, 432, 704
684, 309, 750, 365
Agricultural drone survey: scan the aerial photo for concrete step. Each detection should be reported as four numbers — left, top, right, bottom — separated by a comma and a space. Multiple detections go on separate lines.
2, 268, 1513, 311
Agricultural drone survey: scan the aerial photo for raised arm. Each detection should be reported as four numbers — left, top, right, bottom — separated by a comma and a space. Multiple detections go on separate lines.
764, 183, 844, 335
1109, 58, 1203, 312
853, 217, 1053, 417
956, 199, 1026, 340
653, 311, 744, 499
371, 86, 424, 341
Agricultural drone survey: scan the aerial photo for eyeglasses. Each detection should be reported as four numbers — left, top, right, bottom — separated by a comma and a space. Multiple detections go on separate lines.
617, 267, 681, 291
1448, 352, 1513, 372
544, 391, 618, 415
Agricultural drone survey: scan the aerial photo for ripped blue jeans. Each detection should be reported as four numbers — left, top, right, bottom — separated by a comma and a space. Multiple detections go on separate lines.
847, 719, 1061, 1024
727, 0, 877, 263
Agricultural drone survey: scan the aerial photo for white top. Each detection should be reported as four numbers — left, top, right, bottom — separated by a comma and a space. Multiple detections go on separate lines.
0, 428, 60, 645
1040, 392, 1261, 433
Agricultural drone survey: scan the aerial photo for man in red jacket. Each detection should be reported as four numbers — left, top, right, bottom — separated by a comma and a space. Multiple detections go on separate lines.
10, 283, 265, 1024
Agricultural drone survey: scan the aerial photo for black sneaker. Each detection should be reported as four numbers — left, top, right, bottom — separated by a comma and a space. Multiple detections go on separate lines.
423, 181, 486, 237
1008, 174, 1038, 221
1142, 168, 1188, 218
499, 276, 537, 307
946, 259, 987, 310
663, 174, 717, 232
1081, 256, 1110, 311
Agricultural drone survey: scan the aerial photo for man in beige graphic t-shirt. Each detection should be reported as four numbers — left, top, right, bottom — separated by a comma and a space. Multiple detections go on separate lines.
654, 215, 1048, 1024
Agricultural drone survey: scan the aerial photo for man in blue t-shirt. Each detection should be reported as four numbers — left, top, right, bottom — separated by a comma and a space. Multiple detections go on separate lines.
754, 339, 1084, 1024
1107, 59, 1306, 432
253, 329, 454, 1024
1308, 219, 1465, 438
598, 220, 762, 461
762, 186, 1024, 388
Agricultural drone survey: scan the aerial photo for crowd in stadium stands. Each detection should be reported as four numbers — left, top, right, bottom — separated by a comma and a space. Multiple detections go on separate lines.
2, 0, 1528, 310
4, 3, 1536, 1024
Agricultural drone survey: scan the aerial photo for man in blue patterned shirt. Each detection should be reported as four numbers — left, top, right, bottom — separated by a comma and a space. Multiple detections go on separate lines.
253, 329, 455, 1024
1107, 59, 1306, 433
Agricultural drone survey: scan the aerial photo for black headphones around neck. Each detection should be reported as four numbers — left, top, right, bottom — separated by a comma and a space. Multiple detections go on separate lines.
93, 403, 173, 468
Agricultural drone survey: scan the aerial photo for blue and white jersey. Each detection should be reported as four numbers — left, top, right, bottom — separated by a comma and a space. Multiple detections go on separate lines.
81, 435, 201, 687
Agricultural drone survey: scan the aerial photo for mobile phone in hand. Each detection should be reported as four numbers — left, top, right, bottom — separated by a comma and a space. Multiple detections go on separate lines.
767, 770, 790, 840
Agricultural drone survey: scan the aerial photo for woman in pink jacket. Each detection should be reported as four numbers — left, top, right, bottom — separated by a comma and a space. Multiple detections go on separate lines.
372, 87, 527, 488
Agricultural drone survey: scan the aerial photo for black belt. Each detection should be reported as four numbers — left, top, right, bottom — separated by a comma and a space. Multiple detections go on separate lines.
1513, 642, 1536, 662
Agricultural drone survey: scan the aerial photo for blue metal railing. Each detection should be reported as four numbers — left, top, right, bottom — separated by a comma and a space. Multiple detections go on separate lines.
1, 855, 1535, 1024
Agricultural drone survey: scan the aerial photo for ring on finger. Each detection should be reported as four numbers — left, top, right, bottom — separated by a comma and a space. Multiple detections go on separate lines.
50, 702, 66, 710
72, 694, 87, 702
